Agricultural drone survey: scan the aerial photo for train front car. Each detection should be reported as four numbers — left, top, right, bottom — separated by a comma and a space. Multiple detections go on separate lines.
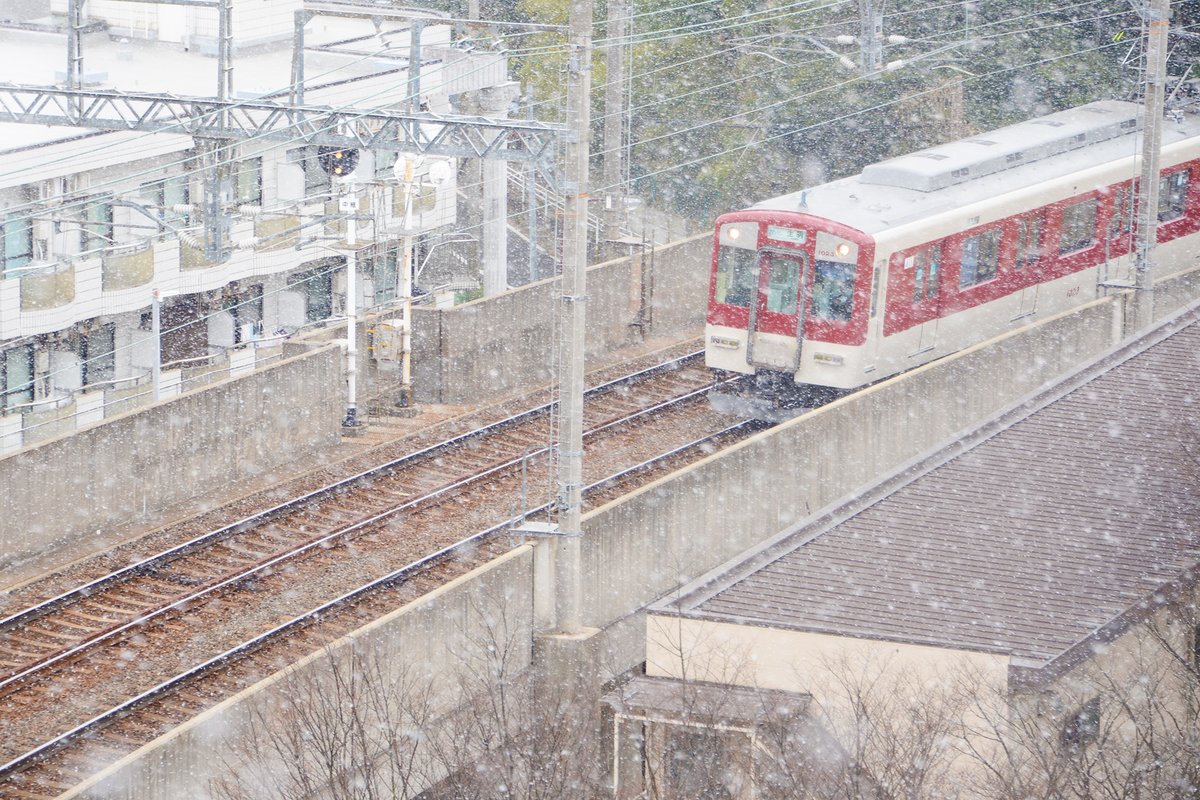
706, 210, 874, 409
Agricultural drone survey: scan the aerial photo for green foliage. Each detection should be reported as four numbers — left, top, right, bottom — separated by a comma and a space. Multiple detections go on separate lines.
516, 0, 1145, 221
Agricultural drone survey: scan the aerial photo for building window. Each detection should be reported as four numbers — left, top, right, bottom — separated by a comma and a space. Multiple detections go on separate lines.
908, 245, 940, 304
373, 245, 399, 306
2, 344, 34, 407
714, 246, 756, 308
1060, 696, 1101, 750
1059, 198, 1098, 254
302, 147, 332, 195
1, 214, 33, 277
225, 284, 264, 343
142, 175, 190, 223
1016, 215, 1043, 270
82, 195, 115, 253
80, 323, 116, 387
375, 149, 397, 179
960, 227, 1001, 287
1159, 169, 1189, 222
289, 266, 334, 323
236, 157, 263, 205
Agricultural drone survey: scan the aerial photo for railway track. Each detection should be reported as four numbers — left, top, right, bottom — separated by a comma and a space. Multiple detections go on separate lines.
0, 351, 764, 797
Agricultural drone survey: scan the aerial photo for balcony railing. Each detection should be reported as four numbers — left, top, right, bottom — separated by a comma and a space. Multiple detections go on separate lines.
102, 241, 154, 291
254, 215, 302, 250
180, 240, 223, 270
20, 261, 76, 311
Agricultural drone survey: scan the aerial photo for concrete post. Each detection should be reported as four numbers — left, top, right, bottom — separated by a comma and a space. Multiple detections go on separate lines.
1132, 0, 1169, 334
460, 84, 520, 296
601, 0, 627, 249
554, 0, 592, 636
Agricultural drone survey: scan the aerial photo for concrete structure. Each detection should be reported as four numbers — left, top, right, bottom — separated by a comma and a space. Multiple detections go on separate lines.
403, 232, 709, 406
65, 546, 535, 800
0, 341, 342, 567
0, 1, 507, 452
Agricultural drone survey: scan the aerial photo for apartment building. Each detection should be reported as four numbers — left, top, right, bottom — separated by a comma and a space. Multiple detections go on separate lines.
0, 0, 511, 451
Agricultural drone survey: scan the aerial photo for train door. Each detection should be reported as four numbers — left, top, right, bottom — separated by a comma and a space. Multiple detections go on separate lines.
745, 248, 807, 371
1013, 213, 1043, 319
908, 245, 942, 354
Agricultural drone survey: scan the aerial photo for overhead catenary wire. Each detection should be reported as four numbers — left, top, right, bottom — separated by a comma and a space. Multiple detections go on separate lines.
0, 1, 1165, 398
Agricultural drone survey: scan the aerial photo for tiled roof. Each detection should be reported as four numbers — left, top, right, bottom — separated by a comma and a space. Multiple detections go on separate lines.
677, 305, 1200, 667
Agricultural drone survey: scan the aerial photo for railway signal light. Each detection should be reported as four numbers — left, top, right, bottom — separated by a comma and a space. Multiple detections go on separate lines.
317, 147, 359, 177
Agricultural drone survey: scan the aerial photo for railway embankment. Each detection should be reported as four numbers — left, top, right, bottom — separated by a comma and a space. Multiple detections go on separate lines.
67, 286, 1185, 800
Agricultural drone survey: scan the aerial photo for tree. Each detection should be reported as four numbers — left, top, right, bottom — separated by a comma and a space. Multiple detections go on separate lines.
212, 608, 603, 800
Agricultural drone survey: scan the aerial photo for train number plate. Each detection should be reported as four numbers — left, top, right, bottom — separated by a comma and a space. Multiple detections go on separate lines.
710, 336, 741, 349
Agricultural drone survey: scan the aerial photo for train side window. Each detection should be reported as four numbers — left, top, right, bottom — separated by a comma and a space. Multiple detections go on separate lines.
715, 246, 756, 308
1059, 198, 1098, 254
909, 245, 940, 304
960, 227, 1001, 288
1112, 184, 1133, 235
1159, 169, 1189, 222
1015, 215, 1043, 270
811, 259, 856, 322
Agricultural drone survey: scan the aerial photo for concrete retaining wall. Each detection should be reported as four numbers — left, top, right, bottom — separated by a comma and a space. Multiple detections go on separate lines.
0, 343, 343, 568
409, 233, 710, 405
69, 547, 535, 800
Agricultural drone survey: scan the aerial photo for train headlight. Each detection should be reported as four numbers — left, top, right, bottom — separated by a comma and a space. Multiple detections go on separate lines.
835, 242, 852, 257
728, 227, 741, 240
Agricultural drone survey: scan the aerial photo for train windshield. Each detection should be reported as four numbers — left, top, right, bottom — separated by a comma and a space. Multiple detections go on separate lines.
715, 245, 756, 307
811, 260, 856, 321
764, 253, 800, 315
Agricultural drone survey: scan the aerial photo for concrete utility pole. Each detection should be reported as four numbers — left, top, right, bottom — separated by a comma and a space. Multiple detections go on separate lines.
342, 180, 361, 429
554, 0, 592, 635
601, 0, 627, 246
1132, 0, 1169, 334
858, 0, 883, 77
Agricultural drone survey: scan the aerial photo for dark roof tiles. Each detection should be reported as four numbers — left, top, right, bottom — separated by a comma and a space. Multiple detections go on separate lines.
689, 312, 1200, 665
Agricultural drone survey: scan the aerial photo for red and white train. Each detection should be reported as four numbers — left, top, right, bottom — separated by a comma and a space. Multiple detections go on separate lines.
705, 99, 1200, 405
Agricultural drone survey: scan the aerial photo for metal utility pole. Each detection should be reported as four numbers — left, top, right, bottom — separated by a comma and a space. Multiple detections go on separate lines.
1132, 0, 1169, 334
601, 0, 627, 246
555, 0, 592, 635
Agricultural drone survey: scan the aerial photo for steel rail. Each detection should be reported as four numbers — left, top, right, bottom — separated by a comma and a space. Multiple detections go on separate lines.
0, 350, 704, 635
0, 408, 758, 782
0, 373, 721, 696
0, 371, 745, 781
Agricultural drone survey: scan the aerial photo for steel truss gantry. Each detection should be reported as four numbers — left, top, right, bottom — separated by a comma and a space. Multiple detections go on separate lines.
0, 83, 563, 181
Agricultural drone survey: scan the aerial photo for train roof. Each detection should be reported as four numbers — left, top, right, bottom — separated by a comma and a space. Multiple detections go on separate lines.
750, 100, 1200, 235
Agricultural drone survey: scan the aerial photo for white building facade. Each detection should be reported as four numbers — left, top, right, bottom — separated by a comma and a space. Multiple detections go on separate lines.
0, 0, 514, 451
